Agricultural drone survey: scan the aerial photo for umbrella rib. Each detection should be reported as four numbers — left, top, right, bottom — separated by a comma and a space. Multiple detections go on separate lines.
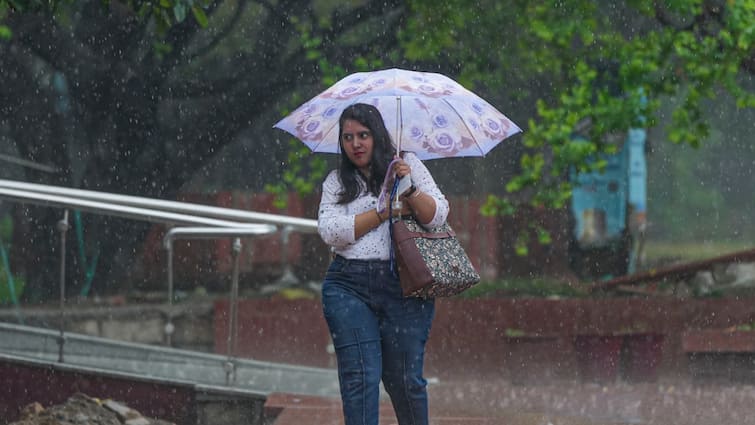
441, 98, 486, 156
312, 102, 354, 153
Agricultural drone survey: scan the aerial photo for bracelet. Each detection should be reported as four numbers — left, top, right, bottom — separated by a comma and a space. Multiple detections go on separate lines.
411, 188, 422, 198
374, 209, 383, 223
403, 185, 417, 197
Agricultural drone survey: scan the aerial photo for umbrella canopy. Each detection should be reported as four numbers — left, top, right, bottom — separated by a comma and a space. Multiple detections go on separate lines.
273, 68, 521, 160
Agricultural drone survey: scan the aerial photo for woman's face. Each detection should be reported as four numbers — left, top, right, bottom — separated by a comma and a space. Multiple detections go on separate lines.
341, 119, 374, 174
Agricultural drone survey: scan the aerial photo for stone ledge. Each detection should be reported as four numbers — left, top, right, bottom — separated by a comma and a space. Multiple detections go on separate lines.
682, 330, 755, 353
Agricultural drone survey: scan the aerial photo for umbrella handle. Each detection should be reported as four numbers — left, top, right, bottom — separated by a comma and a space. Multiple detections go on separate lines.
377, 158, 403, 214
392, 178, 402, 211
390, 177, 401, 220
393, 175, 413, 209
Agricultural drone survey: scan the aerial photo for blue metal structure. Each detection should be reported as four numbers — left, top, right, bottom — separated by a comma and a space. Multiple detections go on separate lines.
569, 128, 648, 279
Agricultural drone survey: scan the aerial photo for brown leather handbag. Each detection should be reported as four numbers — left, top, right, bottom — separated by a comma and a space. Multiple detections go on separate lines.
391, 216, 481, 298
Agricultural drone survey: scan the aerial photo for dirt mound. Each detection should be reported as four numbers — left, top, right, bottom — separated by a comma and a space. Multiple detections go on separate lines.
9, 393, 175, 425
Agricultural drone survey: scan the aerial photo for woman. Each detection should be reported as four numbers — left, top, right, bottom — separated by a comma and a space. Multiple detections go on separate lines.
317, 103, 449, 425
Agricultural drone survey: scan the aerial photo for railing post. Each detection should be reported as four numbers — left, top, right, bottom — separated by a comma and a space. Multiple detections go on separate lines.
57, 210, 69, 363
165, 235, 175, 346
278, 225, 299, 285
262, 225, 299, 294
162, 226, 276, 387
225, 237, 242, 386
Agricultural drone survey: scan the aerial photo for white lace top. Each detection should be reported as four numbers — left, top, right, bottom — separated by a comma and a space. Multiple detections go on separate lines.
318, 152, 449, 260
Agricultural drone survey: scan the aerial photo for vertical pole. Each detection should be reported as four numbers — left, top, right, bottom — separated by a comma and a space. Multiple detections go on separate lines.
393, 96, 403, 211
165, 236, 175, 346
395, 96, 402, 153
225, 237, 242, 385
275, 225, 298, 286
57, 210, 69, 363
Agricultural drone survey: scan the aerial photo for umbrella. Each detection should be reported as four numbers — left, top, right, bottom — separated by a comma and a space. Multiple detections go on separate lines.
273, 68, 521, 160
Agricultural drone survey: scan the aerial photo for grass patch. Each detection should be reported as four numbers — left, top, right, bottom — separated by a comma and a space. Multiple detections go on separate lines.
455, 240, 754, 299
644, 240, 752, 262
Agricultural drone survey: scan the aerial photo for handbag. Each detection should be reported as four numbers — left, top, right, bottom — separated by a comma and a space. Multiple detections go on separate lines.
391, 215, 481, 298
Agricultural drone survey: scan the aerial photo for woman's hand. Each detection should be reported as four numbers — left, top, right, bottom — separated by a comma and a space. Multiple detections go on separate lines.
387, 158, 414, 199
391, 158, 411, 179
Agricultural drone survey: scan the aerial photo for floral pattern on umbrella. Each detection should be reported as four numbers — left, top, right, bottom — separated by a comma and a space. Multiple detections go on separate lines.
275, 68, 521, 160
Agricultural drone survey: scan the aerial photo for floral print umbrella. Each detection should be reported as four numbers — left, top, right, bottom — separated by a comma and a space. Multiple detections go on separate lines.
273, 68, 521, 160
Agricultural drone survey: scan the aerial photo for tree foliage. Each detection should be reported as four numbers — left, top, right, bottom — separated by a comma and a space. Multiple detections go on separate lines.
401, 0, 753, 212
0, 0, 406, 297
0, 0, 752, 297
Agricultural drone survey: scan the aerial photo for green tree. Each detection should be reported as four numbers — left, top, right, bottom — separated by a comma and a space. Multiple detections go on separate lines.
0, 0, 752, 298
401, 0, 754, 214
0, 0, 406, 298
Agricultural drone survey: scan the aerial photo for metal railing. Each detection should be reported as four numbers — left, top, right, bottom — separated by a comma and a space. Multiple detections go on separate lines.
0, 179, 317, 233
0, 186, 274, 228
0, 180, 319, 378
164, 227, 277, 384
0, 178, 317, 288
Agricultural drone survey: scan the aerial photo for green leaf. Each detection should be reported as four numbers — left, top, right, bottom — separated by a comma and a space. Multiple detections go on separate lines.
0, 25, 11, 40
173, 2, 186, 23
191, 5, 208, 27
136, 2, 151, 17
514, 237, 529, 256
536, 227, 552, 245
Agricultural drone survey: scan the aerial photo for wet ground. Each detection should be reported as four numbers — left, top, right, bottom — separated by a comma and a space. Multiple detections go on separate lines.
8, 378, 755, 425
427, 378, 755, 425
267, 377, 755, 425
5, 295, 755, 425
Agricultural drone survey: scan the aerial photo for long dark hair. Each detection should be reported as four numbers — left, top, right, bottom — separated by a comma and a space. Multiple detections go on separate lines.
337, 103, 395, 204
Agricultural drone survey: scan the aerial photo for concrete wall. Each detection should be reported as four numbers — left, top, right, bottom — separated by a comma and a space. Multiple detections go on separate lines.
4, 297, 755, 385
0, 301, 216, 352
211, 298, 755, 383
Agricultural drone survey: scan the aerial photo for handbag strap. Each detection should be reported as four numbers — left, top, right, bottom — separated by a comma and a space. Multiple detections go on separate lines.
405, 229, 456, 239
388, 175, 400, 278
391, 219, 456, 243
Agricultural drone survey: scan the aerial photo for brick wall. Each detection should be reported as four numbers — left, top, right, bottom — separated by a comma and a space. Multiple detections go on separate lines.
216, 297, 755, 382
139, 192, 578, 289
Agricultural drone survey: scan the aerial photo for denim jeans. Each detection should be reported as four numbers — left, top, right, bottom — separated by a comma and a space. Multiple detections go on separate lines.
322, 256, 435, 425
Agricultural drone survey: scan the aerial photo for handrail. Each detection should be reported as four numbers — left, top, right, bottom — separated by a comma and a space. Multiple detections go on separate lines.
163, 227, 278, 244
0, 187, 280, 367
0, 180, 318, 290
164, 227, 277, 385
0, 179, 318, 233
0, 187, 263, 228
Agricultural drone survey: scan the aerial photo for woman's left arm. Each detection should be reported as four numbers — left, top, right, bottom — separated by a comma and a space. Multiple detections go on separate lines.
401, 153, 449, 227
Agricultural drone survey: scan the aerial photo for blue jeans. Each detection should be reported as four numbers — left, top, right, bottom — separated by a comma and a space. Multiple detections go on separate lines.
322, 256, 435, 425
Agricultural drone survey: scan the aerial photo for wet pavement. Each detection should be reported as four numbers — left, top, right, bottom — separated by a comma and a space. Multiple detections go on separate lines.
5, 298, 755, 425
12, 379, 754, 425
426, 378, 755, 425
268, 378, 755, 425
